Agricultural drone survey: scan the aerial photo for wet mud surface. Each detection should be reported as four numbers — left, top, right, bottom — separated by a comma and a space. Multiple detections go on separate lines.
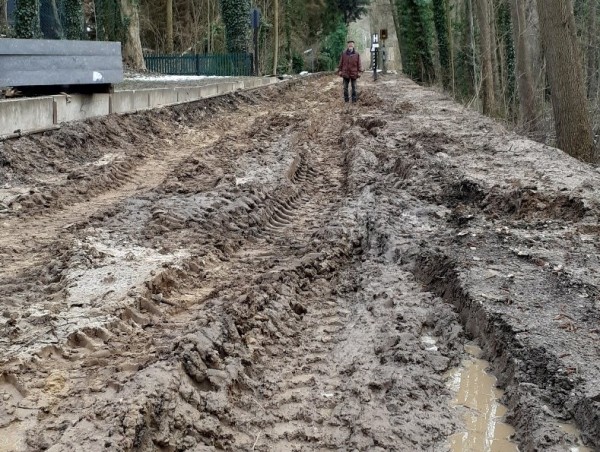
0, 75, 599, 451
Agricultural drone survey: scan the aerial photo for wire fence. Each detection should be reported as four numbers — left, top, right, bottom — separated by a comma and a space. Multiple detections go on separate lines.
144, 53, 254, 77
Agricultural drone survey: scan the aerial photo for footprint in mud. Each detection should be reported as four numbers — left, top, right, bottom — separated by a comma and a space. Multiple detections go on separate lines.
67, 330, 99, 351
0, 373, 26, 401
0, 374, 37, 452
355, 116, 387, 136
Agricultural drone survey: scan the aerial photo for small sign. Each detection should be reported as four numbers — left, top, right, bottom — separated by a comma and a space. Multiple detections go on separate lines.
250, 8, 261, 29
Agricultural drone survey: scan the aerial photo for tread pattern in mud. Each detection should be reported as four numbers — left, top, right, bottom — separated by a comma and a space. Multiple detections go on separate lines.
1, 75, 599, 452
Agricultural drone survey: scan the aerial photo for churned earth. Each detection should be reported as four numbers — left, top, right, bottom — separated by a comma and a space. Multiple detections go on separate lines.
0, 74, 599, 451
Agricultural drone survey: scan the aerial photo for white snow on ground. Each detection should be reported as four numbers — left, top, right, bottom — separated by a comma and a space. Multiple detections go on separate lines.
125, 74, 233, 82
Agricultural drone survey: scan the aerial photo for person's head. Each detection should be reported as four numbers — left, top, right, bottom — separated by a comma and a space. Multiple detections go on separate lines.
347, 40, 355, 51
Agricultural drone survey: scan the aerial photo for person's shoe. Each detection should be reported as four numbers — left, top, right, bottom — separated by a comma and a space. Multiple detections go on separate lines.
351, 98, 357, 103
344, 99, 349, 103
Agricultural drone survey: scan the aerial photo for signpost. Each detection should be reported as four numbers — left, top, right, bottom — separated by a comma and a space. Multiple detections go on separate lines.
380, 29, 388, 74
371, 33, 379, 81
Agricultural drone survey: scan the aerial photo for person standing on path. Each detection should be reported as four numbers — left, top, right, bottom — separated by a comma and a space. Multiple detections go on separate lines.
338, 40, 363, 103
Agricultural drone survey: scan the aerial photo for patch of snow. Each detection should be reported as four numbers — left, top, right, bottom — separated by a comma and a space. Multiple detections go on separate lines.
126, 74, 232, 82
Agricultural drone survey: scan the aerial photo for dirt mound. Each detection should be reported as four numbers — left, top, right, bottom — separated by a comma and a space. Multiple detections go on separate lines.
482, 187, 588, 221
357, 88, 383, 107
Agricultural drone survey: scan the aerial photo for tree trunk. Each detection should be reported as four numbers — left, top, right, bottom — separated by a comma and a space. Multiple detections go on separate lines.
166, 0, 173, 53
389, 0, 403, 72
449, 0, 456, 93
15, 0, 41, 38
284, 0, 291, 72
489, 1, 501, 99
586, 0, 598, 99
0, 0, 7, 29
536, 0, 594, 162
120, 0, 146, 70
63, 0, 83, 39
469, 0, 479, 99
432, 0, 451, 89
497, 1, 515, 118
207, 0, 211, 53
475, 0, 496, 114
510, 0, 536, 130
273, 0, 278, 75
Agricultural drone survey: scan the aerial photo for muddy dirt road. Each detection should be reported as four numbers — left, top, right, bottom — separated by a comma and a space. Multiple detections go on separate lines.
1, 76, 599, 451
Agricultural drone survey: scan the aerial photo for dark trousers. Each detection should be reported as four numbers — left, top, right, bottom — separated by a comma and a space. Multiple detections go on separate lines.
343, 77, 357, 102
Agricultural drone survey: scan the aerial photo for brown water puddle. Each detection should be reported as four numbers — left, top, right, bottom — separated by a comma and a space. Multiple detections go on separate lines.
447, 344, 519, 452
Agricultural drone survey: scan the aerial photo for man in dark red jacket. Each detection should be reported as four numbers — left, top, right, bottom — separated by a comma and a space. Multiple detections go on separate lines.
338, 40, 363, 103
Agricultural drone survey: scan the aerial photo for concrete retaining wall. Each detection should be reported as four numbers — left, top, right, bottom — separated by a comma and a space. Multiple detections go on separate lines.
53, 93, 110, 123
147, 88, 178, 108
0, 96, 55, 136
176, 87, 203, 103
0, 77, 281, 138
200, 84, 219, 98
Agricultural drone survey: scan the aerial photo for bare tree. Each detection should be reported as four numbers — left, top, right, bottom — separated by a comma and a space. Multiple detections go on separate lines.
586, 0, 598, 99
166, 0, 173, 53
510, 0, 536, 130
536, 0, 594, 161
120, 0, 147, 70
475, 0, 495, 114
0, 0, 9, 30
489, 0, 501, 99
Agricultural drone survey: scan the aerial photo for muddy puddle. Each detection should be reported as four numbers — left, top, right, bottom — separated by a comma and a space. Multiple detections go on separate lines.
447, 343, 519, 452
441, 343, 593, 452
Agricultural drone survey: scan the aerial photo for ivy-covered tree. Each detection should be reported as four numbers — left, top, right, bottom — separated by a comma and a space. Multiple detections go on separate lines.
432, 0, 450, 88
0, 0, 8, 31
332, 0, 370, 25
220, 0, 251, 53
396, 0, 435, 84
317, 18, 347, 70
94, 0, 123, 42
497, 1, 515, 117
64, 0, 84, 39
15, 0, 41, 38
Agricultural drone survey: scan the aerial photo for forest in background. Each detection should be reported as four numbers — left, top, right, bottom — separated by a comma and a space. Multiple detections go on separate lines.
0, 0, 369, 75
1, 0, 599, 162
395, 0, 599, 162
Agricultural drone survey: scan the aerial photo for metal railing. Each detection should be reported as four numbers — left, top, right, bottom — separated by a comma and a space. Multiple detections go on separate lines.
144, 53, 253, 77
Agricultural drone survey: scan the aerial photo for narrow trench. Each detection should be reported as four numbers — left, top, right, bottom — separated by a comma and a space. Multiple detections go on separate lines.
446, 342, 518, 452
414, 253, 594, 452
442, 338, 593, 452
